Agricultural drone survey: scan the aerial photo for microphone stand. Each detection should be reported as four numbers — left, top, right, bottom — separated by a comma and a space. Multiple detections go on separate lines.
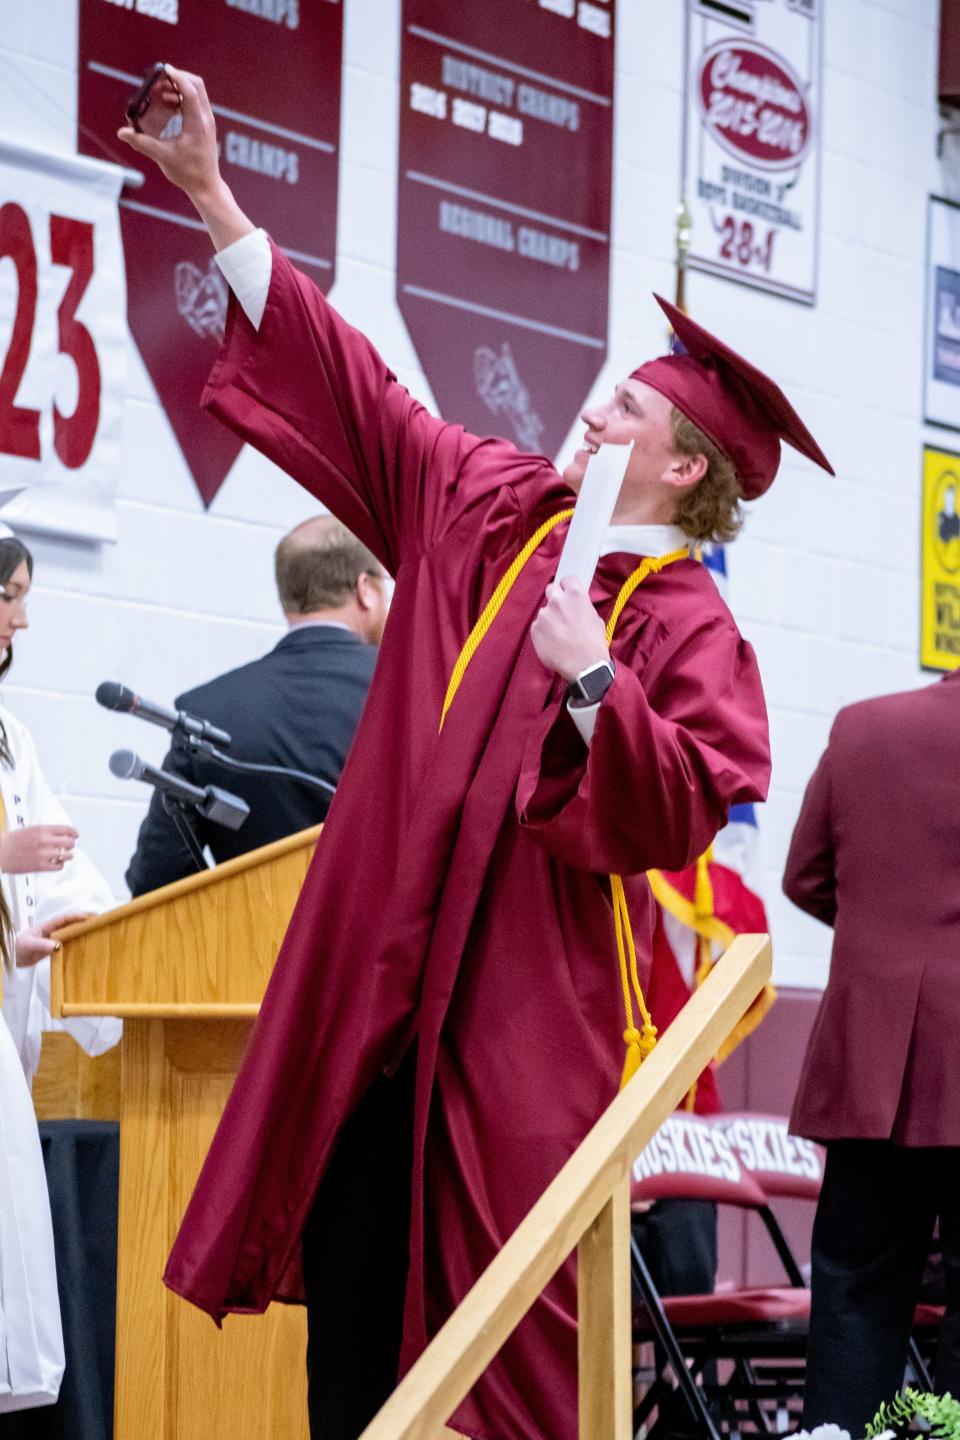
161, 792, 210, 874
181, 736, 337, 798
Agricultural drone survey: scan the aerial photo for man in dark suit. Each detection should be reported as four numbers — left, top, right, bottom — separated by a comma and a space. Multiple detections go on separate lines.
784, 672, 960, 1433
125, 516, 388, 895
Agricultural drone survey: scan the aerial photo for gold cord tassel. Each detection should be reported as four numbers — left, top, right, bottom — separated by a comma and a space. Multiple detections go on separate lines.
611, 874, 657, 1087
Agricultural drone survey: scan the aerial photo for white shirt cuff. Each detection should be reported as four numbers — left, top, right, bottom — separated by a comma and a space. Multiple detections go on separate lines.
215, 227, 272, 331
567, 698, 600, 745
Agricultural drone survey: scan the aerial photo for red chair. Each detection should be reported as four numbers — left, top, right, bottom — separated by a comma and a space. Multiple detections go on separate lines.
631, 1113, 938, 1436
714, 1111, 824, 1287
631, 1113, 811, 1438
714, 1113, 824, 1202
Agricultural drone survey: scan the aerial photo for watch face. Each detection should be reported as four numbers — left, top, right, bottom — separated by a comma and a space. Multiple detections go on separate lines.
578, 662, 614, 703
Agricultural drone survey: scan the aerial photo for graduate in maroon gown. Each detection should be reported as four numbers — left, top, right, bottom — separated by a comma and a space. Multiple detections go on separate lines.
120, 68, 832, 1440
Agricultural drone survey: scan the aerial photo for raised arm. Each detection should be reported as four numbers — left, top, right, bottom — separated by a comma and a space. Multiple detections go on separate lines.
118, 67, 254, 252
119, 70, 552, 574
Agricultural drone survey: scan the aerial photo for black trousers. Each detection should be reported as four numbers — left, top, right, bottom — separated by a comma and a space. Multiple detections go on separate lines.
803, 1139, 960, 1434
301, 1053, 416, 1440
631, 1198, 719, 1300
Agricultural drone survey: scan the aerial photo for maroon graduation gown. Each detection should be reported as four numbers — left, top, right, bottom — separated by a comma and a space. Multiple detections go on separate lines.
163, 241, 770, 1440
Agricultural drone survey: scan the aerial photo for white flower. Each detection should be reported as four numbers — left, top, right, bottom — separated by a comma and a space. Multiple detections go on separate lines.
792, 1428, 852, 1440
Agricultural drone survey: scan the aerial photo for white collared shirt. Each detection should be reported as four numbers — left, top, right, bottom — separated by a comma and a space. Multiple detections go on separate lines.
286, 619, 354, 634
216, 227, 272, 329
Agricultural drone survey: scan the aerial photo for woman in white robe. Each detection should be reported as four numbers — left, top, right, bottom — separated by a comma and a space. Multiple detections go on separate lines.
0, 1012, 64, 1414
0, 703, 122, 1084
0, 527, 120, 1412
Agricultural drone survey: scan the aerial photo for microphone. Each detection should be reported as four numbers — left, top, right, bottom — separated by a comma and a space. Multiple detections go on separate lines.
109, 749, 250, 831
96, 681, 232, 748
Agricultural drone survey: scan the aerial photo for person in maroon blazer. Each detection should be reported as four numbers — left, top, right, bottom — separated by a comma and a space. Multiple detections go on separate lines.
784, 673, 960, 1433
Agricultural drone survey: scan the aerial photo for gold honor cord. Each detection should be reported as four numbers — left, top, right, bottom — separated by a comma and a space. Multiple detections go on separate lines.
438, 510, 574, 733
440, 518, 690, 1087
604, 547, 690, 645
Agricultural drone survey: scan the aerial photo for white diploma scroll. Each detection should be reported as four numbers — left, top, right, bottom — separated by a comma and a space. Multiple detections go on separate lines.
554, 442, 632, 588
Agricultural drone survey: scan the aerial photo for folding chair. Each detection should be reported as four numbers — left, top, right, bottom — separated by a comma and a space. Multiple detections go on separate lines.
631, 1113, 811, 1438
913, 1231, 947, 1386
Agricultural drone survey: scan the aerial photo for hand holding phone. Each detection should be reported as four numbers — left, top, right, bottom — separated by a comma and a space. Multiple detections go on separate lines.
119, 64, 218, 195
118, 66, 252, 251
125, 62, 182, 140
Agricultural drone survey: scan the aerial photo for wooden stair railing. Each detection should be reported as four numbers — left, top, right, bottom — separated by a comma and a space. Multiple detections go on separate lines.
359, 932, 772, 1440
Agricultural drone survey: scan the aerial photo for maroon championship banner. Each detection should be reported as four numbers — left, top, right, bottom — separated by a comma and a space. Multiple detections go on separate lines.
397, 1, 615, 458
77, 0, 342, 506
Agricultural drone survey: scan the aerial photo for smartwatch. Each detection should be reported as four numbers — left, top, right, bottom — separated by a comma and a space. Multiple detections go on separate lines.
567, 658, 616, 706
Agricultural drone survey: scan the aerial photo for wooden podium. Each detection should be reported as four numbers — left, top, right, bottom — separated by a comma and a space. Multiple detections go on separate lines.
49, 826, 322, 1440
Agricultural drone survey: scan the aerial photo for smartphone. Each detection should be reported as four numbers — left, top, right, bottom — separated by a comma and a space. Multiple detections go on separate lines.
125, 62, 180, 137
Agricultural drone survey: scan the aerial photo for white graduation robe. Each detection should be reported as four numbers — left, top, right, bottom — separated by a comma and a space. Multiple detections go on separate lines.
0, 703, 121, 1083
0, 1015, 64, 1411
0, 701, 121, 1410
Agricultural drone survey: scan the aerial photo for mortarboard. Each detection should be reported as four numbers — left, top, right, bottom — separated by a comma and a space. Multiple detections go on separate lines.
631, 295, 834, 499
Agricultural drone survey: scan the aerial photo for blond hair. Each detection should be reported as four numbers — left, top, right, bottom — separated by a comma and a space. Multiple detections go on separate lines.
670, 408, 744, 544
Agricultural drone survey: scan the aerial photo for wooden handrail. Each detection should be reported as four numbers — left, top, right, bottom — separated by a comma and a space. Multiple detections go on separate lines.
359, 932, 772, 1440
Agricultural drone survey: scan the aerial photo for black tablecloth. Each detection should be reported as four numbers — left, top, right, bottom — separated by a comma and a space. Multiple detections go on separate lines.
0, 1121, 118, 1440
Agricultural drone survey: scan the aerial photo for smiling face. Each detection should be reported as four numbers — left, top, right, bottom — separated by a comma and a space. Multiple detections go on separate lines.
563, 379, 709, 524
0, 559, 31, 654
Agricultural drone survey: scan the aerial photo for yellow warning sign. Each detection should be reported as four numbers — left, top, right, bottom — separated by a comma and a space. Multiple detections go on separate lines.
922, 446, 960, 671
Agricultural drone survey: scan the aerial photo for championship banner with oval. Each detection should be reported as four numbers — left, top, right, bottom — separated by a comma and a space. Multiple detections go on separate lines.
76, 0, 342, 508
682, 0, 822, 305
397, 0, 614, 459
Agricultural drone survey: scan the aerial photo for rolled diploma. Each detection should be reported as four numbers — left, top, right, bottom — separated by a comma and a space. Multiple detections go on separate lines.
554, 442, 632, 588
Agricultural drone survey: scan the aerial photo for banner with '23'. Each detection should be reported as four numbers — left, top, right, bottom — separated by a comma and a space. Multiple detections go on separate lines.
0, 141, 127, 542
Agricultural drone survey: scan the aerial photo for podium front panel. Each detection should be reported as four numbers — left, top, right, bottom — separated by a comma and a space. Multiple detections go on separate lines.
115, 1019, 309, 1440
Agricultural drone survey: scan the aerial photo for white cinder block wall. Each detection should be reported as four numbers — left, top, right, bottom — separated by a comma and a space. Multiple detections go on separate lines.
0, 0, 955, 988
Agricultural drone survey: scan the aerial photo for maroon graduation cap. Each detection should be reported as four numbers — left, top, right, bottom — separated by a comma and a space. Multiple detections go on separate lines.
631, 295, 834, 499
